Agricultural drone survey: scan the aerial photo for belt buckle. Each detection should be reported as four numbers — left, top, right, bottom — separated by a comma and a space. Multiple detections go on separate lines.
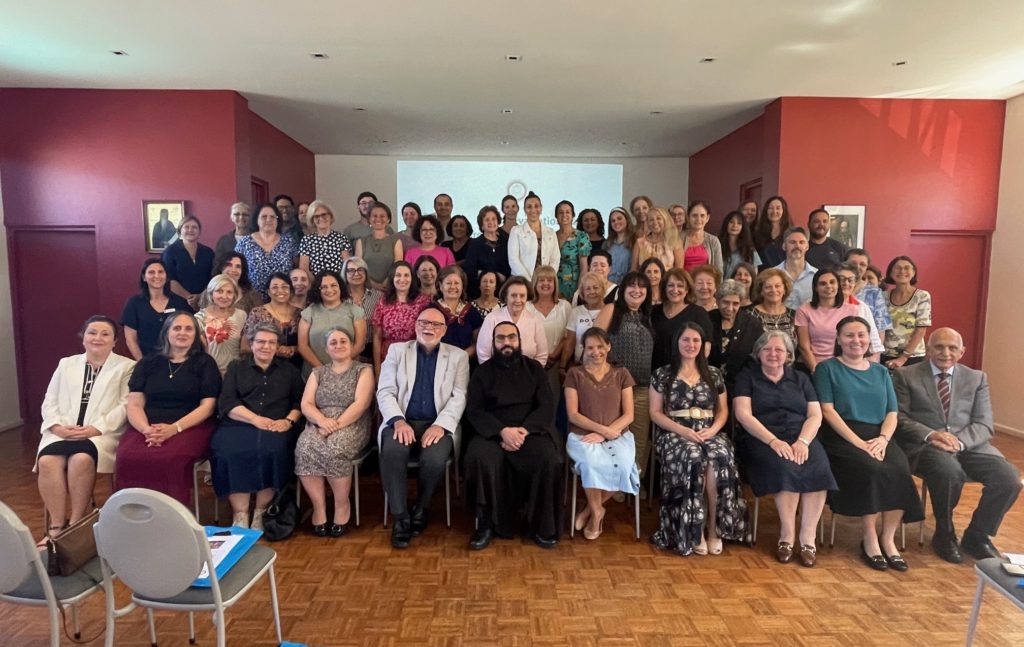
689, 407, 704, 420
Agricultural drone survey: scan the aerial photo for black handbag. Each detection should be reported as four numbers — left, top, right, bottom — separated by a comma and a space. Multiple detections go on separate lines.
260, 483, 299, 541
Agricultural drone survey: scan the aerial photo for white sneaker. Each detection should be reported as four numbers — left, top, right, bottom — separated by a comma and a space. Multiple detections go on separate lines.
232, 512, 249, 529
250, 508, 265, 531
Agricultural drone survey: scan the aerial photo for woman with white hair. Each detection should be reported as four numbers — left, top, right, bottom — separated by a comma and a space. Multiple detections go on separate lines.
733, 330, 836, 567
194, 273, 247, 375
298, 200, 353, 276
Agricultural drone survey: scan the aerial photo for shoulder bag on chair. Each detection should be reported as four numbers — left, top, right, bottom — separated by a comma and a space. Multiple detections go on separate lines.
46, 508, 100, 576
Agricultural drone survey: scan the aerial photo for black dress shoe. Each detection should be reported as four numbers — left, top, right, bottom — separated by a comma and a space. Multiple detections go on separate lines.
469, 526, 494, 551
329, 522, 348, 538
533, 534, 559, 549
881, 549, 909, 572
391, 518, 412, 549
961, 530, 1001, 560
931, 533, 963, 564
410, 506, 428, 537
312, 523, 328, 537
860, 542, 888, 571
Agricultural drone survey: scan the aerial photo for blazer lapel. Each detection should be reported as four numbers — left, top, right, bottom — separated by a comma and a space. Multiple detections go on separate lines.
403, 343, 417, 406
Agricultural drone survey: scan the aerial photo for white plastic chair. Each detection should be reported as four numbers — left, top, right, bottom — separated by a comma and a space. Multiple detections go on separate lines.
0, 500, 105, 647
94, 488, 282, 647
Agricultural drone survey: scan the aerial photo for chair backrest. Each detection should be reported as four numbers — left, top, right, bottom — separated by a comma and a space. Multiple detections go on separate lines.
0, 501, 37, 594
95, 488, 205, 599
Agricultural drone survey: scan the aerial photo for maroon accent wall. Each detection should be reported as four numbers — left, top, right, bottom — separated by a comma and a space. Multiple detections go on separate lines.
249, 112, 315, 203
688, 96, 1005, 366
688, 114, 766, 231
0, 88, 314, 420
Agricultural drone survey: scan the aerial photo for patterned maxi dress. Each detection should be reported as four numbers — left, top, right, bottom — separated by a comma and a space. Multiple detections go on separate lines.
650, 365, 750, 555
294, 362, 372, 478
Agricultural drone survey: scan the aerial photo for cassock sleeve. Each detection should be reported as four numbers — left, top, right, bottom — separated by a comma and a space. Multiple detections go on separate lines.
466, 366, 504, 439
522, 361, 556, 437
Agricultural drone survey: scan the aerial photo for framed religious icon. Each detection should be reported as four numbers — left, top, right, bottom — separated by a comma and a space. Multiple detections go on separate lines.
143, 200, 185, 252
823, 205, 865, 249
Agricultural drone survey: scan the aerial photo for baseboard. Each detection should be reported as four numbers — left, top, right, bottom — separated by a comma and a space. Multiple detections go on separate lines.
0, 418, 24, 433
995, 423, 1024, 440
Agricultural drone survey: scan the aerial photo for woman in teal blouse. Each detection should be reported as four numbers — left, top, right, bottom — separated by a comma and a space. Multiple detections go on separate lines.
814, 316, 923, 572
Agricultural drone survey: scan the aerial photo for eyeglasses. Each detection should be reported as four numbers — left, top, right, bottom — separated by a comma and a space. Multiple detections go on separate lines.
258, 214, 278, 221
346, 268, 366, 275
838, 276, 857, 284
416, 320, 446, 330
494, 333, 519, 343
311, 212, 331, 220
358, 199, 375, 206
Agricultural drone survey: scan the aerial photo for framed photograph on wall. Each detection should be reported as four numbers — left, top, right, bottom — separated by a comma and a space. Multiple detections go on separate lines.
823, 205, 865, 249
143, 200, 185, 252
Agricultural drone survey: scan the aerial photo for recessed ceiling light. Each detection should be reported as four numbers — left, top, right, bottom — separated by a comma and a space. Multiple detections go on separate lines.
353, 107, 366, 112
620, 141, 628, 146
505, 54, 523, 62
501, 108, 513, 114
310, 52, 329, 59
110, 50, 128, 56
500, 140, 511, 145
650, 111, 663, 115
892, 60, 908, 67
699, 57, 716, 63
380, 139, 389, 144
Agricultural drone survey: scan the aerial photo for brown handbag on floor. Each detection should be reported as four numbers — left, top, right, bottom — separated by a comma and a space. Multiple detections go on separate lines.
46, 508, 100, 576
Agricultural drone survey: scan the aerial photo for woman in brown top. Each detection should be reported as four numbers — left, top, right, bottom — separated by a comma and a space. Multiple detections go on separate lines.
564, 327, 640, 540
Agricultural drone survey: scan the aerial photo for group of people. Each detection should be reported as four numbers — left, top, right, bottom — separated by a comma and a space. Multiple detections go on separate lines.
34, 191, 1020, 572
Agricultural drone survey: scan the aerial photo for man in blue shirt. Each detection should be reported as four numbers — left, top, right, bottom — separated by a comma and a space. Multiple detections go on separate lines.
377, 304, 470, 548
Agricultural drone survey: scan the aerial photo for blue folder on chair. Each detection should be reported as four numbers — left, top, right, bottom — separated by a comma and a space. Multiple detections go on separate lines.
192, 525, 263, 587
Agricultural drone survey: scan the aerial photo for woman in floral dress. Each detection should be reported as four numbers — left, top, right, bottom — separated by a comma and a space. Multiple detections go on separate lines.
649, 322, 750, 556
194, 274, 246, 375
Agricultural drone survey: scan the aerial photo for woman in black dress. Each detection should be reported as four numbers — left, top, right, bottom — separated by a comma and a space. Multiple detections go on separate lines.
463, 206, 511, 298
733, 331, 836, 567
650, 268, 712, 371
117, 312, 221, 505
210, 323, 304, 529
708, 279, 763, 395
814, 316, 924, 571
649, 322, 749, 556
121, 258, 192, 360
162, 215, 215, 310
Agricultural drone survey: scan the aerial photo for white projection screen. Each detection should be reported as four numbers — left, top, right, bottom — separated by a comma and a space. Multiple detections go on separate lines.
396, 160, 623, 230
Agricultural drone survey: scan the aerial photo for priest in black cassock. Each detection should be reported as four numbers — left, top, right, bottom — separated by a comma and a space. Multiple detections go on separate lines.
465, 321, 564, 550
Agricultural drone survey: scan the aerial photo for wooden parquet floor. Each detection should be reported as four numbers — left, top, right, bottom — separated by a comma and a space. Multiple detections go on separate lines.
2, 425, 1023, 646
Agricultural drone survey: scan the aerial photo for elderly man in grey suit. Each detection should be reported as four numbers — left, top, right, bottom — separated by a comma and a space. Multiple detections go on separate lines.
377, 303, 469, 549
894, 327, 1021, 563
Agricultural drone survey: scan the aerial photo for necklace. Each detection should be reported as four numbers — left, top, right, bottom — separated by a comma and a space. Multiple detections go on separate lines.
167, 358, 187, 379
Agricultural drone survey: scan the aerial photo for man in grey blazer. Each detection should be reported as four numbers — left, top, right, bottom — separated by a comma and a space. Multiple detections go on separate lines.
377, 304, 470, 549
894, 328, 1021, 563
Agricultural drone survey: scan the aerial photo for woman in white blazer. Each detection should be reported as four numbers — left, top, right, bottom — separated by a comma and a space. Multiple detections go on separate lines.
36, 315, 135, 542
507, 191, 559, 280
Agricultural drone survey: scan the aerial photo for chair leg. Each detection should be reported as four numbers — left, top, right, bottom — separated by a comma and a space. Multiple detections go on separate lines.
215, 607, 226, 647
634, 489, 641, 541
569, 470, 578, 538
647, 444, 657, 511
47, 600, 60, 647
383, 490, 389, 529
193, 465, 201, 521
188, 612, 196, 644
919, 481, 928, 546
454, 460, 461, 499
752, 498, 760, 547
818, 514, 824, 545
71, 603, 81, 639
354, 464, 361, 527
268, 564, 284, 645
445, 462, 452, 528
900, 522, 906, 552
965, 577, 986, 646
147, 608, 157, 647
829, 512, 836, 548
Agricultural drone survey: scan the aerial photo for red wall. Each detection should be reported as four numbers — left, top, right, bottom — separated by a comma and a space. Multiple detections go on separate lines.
776, 97, 1004, 257
247, 112, 315, 204
688, 96, 1006, 365
688, 115, 765, 229
0, 88, 315, 420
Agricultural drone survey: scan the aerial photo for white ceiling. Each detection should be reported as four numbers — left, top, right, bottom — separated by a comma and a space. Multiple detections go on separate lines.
2, 1, 1023, 157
